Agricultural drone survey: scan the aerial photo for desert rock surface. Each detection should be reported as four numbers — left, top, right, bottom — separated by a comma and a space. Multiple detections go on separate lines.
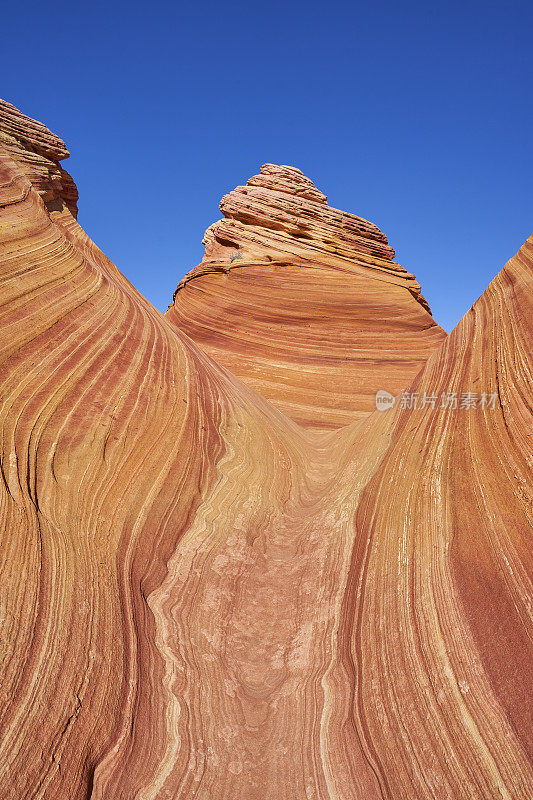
0, 101, 531, 799
168, 163, 446, 429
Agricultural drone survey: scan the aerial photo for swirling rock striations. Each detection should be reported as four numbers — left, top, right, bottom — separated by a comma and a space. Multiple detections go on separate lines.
341, 237, 533, 799
167, 163, 446, 429
0, 101, 531, 799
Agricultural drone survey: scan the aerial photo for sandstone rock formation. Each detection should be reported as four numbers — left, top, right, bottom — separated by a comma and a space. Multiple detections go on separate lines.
0, 101, 531, 800
0, 99, 78, 216
167, 163, 447, 428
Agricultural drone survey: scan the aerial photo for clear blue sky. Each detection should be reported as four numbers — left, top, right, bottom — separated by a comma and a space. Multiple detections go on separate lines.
3, 0, 532, 331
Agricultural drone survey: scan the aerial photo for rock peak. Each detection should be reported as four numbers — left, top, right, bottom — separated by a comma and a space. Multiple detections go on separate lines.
0, 98, 70, 160
176, 162, 399, 289
169, 163, 446, 429
247, 163, 328, 204
0, 98, 78, 215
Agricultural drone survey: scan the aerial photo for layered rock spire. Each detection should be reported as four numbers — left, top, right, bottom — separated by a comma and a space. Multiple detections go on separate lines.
168, 163, 446, 428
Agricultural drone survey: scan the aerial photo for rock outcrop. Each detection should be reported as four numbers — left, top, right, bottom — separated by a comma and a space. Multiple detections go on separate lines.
168, 163, 446, 428
0, 98, 78, 216
0, 102, 531, 800
342, 238, 533, 798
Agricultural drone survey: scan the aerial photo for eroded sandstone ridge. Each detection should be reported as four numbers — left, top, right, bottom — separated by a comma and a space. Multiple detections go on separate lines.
0, 99, 78, 216
168, 164, 447, 428
0, 101, 531, 800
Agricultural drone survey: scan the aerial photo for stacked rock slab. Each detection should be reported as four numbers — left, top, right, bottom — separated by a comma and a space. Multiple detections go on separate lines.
168, 163, 447, 428
0, 101, 531, 800
0, 98, 78, 216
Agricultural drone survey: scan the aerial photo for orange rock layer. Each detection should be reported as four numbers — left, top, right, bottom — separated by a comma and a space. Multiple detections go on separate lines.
0, 102, 531, 799
168, 163, 446, 428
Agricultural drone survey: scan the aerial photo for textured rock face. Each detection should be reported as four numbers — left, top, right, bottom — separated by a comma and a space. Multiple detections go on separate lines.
345, 240, 533, 798
0, 99, 78, 215
0, 102, 531, 800
168, 163, 446, 428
